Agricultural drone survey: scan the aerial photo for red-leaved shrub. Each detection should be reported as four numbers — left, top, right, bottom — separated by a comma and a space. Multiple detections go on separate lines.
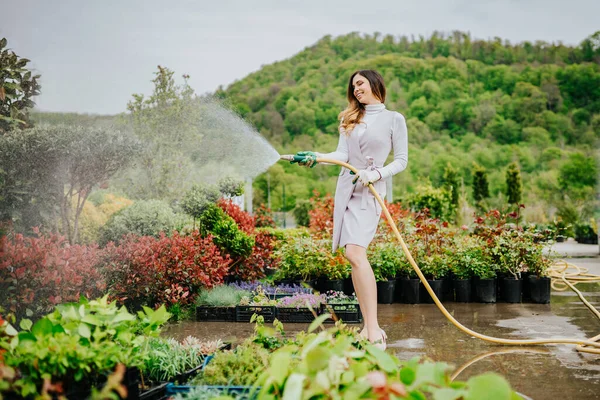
217, 199, 255, 234
254, 204, 276, 228
215, 199, 281, 281
100, 231, 230, 309
0, 228, 105, 318
232, 229, 278, 281
308, 191, 334, 238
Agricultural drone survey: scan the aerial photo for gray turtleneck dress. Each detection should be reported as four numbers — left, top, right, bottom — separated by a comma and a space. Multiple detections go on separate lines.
316, 103, 408, 251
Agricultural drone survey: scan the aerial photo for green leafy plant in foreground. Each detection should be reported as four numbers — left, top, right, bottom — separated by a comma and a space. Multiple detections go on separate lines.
2, 296, 171, 398
249, 317, 520, 399
142, 337, 205, 383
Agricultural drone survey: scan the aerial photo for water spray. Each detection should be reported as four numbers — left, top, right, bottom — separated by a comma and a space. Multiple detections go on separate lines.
279, 154, 600, 355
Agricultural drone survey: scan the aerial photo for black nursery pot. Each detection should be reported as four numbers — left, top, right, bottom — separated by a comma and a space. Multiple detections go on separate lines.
325, 279, 345, 293
377, 279, 396, 304
453, 278, 472, 303
474, 278, 497, 303
528, 275, 551, 304
401, 278, 421, 304
420, 279, 444, 304
442, 275, 454, 301
393, 276, 405, 303
500, 277, 522, 303
343, 276, 355, 296
301, 279, 318, 290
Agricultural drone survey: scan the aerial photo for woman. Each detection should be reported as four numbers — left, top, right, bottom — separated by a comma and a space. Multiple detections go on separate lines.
291, 69, 408, 350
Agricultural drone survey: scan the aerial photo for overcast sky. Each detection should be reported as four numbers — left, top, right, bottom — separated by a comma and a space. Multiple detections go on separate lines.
2, 0, 599, 115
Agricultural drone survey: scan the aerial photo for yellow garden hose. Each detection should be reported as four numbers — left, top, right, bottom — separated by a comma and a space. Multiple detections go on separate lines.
283, 156, 600, 355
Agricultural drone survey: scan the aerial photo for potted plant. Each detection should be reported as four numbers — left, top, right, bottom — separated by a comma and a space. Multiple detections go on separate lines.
276, 293, 326, 323
320, 251, 351, 293
321, 291, 362, 323
195, 285, 250, 321
236, 286, 278, 322
449, 235, 487, 303
141, 337, 207, 385
471, 249, 498, 303
524, 246, 553, 304
369, 242, 400, 304
272, 236, 327, 289
419, 253, 449, 304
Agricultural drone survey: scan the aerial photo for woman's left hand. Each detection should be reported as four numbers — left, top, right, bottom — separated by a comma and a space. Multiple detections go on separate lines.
357, 169, 382, 187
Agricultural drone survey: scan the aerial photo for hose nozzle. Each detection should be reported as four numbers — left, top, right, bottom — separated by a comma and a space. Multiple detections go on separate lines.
279, 154, 304, 162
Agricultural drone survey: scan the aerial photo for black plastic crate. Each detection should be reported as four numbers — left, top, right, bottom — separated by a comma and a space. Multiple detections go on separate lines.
321, 303, 362, 323
276, 307, 316, 323
235, 305, 276, 322
196, 306, 236, 322
165, 383, 257, 399
139, 382, 169, 400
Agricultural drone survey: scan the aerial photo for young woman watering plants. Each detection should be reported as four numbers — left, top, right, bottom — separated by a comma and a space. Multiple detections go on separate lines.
291, 70, 408, 350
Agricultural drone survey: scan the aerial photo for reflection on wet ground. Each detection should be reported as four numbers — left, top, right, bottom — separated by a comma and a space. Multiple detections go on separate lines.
164, 282, 600, 400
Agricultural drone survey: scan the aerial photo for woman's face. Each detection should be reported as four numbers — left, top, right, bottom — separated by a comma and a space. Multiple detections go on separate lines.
352, 74, 379, 105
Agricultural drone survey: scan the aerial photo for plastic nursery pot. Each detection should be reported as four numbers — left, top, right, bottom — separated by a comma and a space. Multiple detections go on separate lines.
376, 279, 396, 304
521, 271, 532, 302
401, 278, 421, 304
393, 276, 404, 303
325, 279, 345, 293
474, 278, 497, 303
442, 275, 454, 301
453, 278, 472, 303
420, 279, 444, 304
500, 277, 522, 303
300, 279, 318, 290
343, 277, 355, 296
528, 275, 551, 304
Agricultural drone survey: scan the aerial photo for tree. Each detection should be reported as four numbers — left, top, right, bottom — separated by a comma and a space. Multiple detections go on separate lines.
558, 152, 597, 193
472, 163, 489, 203
125, 65, 199, 200
442, 162, 460, 207
505, 162, 522, 205
0, 38, 41, 132
0, 125, 140, 243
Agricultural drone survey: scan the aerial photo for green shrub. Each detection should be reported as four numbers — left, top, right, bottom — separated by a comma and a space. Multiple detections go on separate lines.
218, 176, 244, 197
181, 184, 221, 220
100, 200, 179, 244
420, 253, 450, 280
200, 203, 254, 258
293, 199, 313, 227
575, 222, 598, 244
408, 182, 455, 222
368, 242, 403, 281
272, 236, 331, 281
449, 235, 489, 280
191, 343, 269, 386
196, 285, 250, 307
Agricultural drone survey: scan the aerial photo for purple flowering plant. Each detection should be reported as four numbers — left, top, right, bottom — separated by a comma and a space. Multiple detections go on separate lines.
229, 281, 311, 295
325, 290, 358, 305
277, 293, 326, 310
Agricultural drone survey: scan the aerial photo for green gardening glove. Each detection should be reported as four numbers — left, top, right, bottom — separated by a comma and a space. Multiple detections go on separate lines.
290, 151, 317, 168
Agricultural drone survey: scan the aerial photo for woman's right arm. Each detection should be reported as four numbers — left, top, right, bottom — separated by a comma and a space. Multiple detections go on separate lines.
316, 133, 349, 163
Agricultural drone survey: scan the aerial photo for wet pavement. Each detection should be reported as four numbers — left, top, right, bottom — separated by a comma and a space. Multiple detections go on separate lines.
164, 256, 600, 400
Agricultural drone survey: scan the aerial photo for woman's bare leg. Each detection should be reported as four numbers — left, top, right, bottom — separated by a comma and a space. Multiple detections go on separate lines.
345, 244, 384, 344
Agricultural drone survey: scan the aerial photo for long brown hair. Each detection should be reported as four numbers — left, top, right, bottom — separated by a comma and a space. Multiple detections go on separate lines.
338, 70, 386, 135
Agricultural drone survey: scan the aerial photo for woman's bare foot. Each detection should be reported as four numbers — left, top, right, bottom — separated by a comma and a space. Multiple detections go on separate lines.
359, 326, 369, 339
367, 327, 387, 351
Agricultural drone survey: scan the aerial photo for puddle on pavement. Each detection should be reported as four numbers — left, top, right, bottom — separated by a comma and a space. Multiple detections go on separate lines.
164, 282, 600, 399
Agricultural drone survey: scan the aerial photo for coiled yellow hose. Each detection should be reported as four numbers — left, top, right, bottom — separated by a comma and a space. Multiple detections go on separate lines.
312, 157, 600, 355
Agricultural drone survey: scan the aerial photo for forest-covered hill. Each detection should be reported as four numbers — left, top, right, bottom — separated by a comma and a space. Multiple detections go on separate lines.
33, 31, 600, 225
